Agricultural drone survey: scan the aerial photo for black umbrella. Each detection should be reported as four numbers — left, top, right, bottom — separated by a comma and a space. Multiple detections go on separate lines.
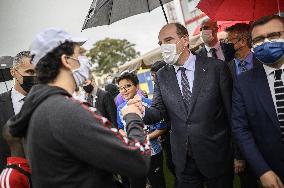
82, 0, 172, 30
0, 56, 13, 91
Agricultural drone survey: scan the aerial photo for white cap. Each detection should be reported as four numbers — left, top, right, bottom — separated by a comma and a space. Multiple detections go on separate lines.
30, 27, 87, 65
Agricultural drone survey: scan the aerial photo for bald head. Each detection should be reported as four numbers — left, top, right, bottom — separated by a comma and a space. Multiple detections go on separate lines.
159, 23, 188, 40
201, 18, 218, 30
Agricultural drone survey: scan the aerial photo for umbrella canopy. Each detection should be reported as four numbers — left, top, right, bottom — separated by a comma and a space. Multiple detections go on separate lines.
197, 0, 284, 21
82, 0, 172, 30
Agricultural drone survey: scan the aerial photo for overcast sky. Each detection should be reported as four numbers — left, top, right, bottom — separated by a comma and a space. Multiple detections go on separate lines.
0, 0, 184, 57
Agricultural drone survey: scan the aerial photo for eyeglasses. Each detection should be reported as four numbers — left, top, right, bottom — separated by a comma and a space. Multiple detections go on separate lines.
119, 84, 133, 92
224, 37, 242, 44
252, 31, 284, 48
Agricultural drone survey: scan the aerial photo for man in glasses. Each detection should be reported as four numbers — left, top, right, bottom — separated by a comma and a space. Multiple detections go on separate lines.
231, 15, 284, 188
225, 23, 260, 78
225, 23, 260, 188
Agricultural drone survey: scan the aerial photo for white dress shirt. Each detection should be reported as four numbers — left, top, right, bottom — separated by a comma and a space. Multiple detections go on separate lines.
263, 64, 284, 115
204, 41, 225, 61
174, 54, 196, 94
11, 87, 25, 114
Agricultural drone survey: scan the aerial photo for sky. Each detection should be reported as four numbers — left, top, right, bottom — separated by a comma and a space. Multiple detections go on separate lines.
0, 0, 184, 57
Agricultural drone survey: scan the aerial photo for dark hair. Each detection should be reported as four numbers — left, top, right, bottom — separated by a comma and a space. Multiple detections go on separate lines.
35, 41, 76, 84
150, 60, 166, 73
226, 23, 251, 47
117, 72, 139, 86
105, 83, 119, 99
250, 15, 284, 35
174, 23, 189, 38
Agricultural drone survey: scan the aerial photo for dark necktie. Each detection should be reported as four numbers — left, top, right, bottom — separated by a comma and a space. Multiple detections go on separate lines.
274, 69, 284, 141
179, 67, 192, 111
239, 61, 248, 73
209, 48, 218, 59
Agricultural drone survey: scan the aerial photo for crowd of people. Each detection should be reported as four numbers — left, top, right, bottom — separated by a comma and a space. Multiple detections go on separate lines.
0, 13, 283, 188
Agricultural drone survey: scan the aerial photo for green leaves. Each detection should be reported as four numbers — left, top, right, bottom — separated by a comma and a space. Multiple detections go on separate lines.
87, 38, 140, 74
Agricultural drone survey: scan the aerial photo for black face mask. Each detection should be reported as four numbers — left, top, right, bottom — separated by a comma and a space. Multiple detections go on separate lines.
83, 84, 94, 93
222, 42, 236, 62
21, 76, 37, 93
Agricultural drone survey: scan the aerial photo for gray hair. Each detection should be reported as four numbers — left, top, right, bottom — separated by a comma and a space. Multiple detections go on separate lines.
13, 51, 31, 68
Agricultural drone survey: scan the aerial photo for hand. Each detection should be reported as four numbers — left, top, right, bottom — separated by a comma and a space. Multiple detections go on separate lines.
118, 129, 127, 137
234, 159, 246, 174
128, 95, 142, 106
260, 171, 284, 188
121, 104, 143, 118
127, 95, 145, 114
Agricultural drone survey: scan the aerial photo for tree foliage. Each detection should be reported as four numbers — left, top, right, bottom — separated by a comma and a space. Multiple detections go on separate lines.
87, 38, 140, 74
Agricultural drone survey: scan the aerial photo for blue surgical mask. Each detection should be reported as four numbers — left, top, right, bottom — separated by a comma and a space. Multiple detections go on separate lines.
252, 39, 284, 65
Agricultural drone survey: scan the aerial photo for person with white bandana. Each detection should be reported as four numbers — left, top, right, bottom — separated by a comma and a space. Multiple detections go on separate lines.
4, 28, 151, 188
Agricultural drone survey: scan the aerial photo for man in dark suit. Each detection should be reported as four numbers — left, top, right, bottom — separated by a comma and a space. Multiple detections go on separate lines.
83, 78, 117, 127
135, 23, 233, 188
226, 23, 260, 188
231, 15, 284, 188
0, 51, 35, 172
196, 18, 235, 62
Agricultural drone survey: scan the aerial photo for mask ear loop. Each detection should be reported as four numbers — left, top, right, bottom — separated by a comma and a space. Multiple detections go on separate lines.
13, 69, 24, 85
176, 36, 187, 57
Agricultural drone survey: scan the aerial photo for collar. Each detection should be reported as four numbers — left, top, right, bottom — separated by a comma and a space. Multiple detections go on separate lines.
174, 53, 196, 73
234, 52, 254, 65
204, 41, 221, 53
263, 63, 284, 76
11, 87, 25, 102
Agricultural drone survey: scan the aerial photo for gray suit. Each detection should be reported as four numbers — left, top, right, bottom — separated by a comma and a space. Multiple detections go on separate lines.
0, 91, 14, 171
144, 55, 233, 180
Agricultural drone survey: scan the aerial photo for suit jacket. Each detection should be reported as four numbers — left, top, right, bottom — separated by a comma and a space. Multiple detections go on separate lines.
228, 55, 260, 160
144, 55, 233, 178
0, 91, 14, 171
95, 88, 117, 128
227, 56, 260, 80
231, 63, 284, 180
196, 42, 235, 62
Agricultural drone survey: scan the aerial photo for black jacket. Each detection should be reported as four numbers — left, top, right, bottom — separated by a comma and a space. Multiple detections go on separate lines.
144, 55, 233, 178
196, 42, 235, 62
95, 88, 118, 128
0, 91, 14, 171
7, 84, 150, 188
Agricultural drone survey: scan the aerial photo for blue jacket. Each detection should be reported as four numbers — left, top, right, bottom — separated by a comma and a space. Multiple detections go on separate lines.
231, 63, 284, 180
117, 97, 167, 155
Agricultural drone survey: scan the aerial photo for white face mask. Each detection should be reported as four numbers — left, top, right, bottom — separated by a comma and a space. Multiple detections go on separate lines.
160, 40, 185, 65
72, 56, 91, 88
201, 30, 214, 44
